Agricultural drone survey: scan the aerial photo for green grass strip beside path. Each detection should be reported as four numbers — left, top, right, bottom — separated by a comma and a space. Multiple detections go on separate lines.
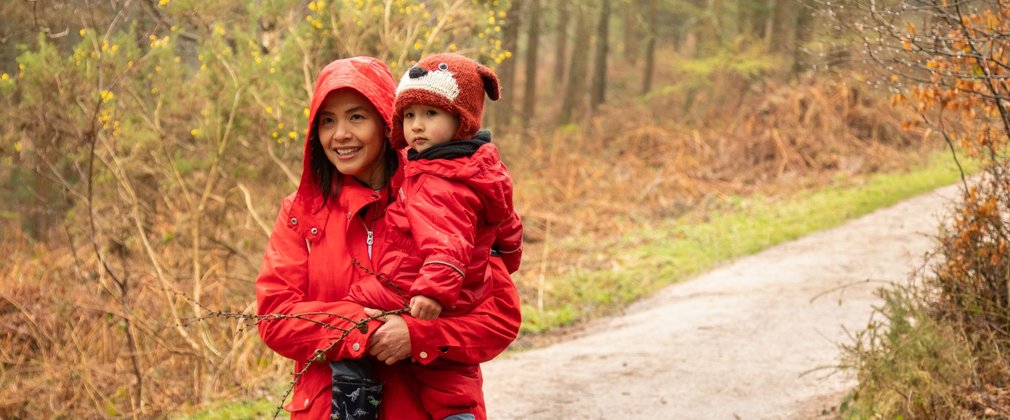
520, 152, 974, 334
173, 399, 280, 420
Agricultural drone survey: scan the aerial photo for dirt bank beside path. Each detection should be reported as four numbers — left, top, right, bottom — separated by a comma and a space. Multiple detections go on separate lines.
482, 183, 961, 419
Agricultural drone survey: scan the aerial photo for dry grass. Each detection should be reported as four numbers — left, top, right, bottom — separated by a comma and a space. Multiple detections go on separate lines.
0, 224, 287, 418
500, 71, 937, 320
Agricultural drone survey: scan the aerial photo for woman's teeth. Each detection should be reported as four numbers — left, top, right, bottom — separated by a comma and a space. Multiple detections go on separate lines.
335, 147, 360, 155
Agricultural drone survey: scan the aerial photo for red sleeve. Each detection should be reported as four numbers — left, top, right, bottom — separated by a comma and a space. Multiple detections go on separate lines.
405, 175, 480, 307
256, 197, 378, 363
402, 257, 521, 366
494, 210, 523, 273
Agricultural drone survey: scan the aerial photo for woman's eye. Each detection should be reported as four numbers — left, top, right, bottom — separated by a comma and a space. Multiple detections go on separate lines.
350, 114, 364, 121
320, 116, 334, 125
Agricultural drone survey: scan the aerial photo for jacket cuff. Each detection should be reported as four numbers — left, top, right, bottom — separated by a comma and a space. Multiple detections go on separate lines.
401, 316, 446, 366
324, 318, 380, 361
410, 256, 466, 307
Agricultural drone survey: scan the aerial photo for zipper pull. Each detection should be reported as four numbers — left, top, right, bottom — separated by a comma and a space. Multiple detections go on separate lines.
366, 230, 374, 259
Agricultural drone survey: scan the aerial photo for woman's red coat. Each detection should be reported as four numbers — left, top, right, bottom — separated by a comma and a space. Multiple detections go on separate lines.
255, 57, 521, 419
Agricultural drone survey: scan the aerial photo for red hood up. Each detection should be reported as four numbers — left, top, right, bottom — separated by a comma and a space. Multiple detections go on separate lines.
293, 56, 397, 213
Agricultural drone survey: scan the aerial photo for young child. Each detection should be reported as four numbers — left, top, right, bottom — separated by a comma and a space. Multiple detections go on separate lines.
346, 53, 523, 420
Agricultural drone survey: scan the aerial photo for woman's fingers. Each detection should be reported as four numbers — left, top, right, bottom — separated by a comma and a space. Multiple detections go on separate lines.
363, 307, 387, 321
368, 328, 388, 356
367, 314, 411, 364
371, 340, 402, 365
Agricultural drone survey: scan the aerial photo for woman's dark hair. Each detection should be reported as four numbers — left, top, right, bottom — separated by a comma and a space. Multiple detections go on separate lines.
309, 122, 398, 209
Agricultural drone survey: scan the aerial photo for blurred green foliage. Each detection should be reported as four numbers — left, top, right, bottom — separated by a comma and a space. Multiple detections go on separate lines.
1, 0, 509, 239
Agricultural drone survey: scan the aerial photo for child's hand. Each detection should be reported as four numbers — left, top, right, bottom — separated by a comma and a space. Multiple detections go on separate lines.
409, 295, 442, 320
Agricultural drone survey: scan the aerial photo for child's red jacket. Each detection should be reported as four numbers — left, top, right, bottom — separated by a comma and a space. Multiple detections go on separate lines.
349, 138, 523, 316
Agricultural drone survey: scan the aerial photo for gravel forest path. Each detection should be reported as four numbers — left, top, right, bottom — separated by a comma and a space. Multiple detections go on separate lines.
482, 184, 960, 419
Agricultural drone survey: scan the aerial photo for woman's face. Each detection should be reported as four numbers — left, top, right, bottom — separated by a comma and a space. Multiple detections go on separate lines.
316, 89, 389, 188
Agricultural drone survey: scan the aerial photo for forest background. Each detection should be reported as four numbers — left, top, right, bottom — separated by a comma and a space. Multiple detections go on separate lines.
0, 0, 972, 417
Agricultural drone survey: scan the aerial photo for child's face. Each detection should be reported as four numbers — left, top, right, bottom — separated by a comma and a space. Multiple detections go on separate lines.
402, 104, 459, 153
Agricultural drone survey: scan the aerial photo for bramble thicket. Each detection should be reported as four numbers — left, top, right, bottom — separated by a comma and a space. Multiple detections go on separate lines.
843, 0, 1010, 416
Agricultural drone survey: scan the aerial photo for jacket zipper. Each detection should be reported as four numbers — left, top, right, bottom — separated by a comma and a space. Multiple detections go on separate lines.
360, 219, 374, 260
366, 229, 374, 259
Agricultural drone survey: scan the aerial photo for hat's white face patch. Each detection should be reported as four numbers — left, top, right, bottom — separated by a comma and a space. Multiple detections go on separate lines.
396, 67, 460, 102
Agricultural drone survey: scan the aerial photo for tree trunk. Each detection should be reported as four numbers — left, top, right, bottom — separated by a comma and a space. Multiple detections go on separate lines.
641, 0, 657, 95
718, 0, 739, 41
825, 10, 849, 70
522, 0, 541, 125
494, 0, 522, 128
791, 0, 816, 75
680, 30, 698, 59
691, 0, 718, 54
735, 0, 747, 38
559, 4, 590, 124
554, 0, 569, 83
741, 0, 770, 39
623, 0, 640, 65
763, 0, 775, 46
590, 0, 610, 112
26, 139, 47, 240
708, 0, 725, 48
770, 0, 796, 55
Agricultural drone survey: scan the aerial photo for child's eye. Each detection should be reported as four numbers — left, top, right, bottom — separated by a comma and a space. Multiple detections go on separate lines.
404, 112, 414, 119
426, 109, 438, 116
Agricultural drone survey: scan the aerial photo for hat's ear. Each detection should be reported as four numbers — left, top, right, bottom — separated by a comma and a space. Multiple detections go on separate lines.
477, 65, 500, 101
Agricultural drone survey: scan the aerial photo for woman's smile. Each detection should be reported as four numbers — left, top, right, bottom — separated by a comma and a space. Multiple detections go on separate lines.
334, 146, 362, 157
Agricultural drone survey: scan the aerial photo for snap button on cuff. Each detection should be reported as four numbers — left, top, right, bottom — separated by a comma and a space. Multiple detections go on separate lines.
290, 217, 298, 225
352, 342, 360, 351
419, 351, 428, 359
310, 227, 318, 235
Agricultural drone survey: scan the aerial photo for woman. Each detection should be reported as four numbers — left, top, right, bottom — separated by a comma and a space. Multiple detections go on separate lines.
256, 56, 521, 419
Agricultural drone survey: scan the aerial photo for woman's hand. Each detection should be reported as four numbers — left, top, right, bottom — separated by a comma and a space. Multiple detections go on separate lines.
364, 308, 411, 365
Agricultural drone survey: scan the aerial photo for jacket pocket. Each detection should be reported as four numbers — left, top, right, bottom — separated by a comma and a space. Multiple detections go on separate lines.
284, 375, 329, 415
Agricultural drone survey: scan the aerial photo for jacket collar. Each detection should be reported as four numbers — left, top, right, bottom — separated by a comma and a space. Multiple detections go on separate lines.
337, 175, 391, 222
406, 130, 492, 161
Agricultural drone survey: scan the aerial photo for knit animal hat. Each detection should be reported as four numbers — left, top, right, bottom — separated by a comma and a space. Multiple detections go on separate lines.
391, 53, 500, 149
